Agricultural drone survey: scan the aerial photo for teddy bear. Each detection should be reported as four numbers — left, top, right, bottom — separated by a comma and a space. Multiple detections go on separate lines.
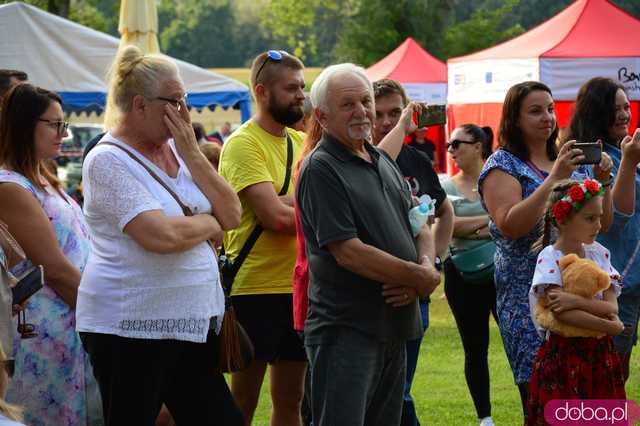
534, 253, 610, 338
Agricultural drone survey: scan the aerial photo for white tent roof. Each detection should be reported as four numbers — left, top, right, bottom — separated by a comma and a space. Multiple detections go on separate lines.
0, 1, 251, 119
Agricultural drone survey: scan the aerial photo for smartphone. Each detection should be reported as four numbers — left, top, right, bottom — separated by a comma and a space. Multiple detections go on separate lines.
417, 104, 446, 127
11, 265, 43, 305
573, 142, 602, 165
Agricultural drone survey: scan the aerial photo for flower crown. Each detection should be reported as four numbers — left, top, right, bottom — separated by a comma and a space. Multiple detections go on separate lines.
551, 179, 605, 223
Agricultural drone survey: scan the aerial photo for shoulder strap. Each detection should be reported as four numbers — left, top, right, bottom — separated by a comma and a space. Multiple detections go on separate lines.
99, 141, 194, 217
228, 132, 294, 272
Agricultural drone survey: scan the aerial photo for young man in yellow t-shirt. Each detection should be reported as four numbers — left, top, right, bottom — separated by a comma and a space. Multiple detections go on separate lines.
218, 51, 306, 426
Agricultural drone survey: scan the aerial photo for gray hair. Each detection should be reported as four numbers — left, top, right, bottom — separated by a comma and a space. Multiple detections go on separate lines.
310, 63, 373, 112
104, 45, 180, 130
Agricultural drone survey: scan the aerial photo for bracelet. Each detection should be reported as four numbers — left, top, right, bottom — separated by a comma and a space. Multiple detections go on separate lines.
599, 178, 613, 188
598, 173, 614, 188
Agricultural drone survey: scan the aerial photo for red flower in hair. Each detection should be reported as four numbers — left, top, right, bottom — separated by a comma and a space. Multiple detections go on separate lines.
567, 185, 585, 203
584, 179, 600, 194
552, 200, 572, 222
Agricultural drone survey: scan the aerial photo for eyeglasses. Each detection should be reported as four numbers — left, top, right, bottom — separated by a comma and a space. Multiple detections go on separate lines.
0, 360, 14, 379
255, 50, 287, 83
446, 139, 478, 150
155, 94, 188, 112
37, 119, 69, 136
17, 310, 37, 339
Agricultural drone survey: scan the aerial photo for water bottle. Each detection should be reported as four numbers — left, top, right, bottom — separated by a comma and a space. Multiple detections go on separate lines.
409, 202, 431, 237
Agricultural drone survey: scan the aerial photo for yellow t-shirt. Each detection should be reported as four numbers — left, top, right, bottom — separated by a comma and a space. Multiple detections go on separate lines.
219, 120, 304, 296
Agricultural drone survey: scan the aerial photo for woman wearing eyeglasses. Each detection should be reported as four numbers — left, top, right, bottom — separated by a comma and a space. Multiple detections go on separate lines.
441, 125, 497, 426
478, 81, 614, 420
77, 46, 242, 425
0, 83, 103, 425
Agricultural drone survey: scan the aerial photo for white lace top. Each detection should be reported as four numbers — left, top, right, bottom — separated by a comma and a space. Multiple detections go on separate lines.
76, 134, 224, 343
529, 242, 622, 337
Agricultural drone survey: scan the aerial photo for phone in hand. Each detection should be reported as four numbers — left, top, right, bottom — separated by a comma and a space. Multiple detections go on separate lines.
11, 265, 43, 305
417, 104, 446, 127
573, 142, 602, 165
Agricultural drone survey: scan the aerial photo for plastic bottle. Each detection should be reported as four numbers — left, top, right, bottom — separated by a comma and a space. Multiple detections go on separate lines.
409, 202, 430, 237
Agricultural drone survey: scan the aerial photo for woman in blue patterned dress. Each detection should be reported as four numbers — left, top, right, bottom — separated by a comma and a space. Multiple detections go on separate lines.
478, 81, 613, 419
0, 84, 102, 425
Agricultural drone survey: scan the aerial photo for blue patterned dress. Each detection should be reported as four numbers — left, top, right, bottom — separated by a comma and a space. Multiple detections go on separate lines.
0, 170, 103, 426
478, 150, 590, 384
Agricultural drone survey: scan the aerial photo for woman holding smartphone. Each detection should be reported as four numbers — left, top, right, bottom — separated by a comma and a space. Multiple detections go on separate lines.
478, 81, 613, 419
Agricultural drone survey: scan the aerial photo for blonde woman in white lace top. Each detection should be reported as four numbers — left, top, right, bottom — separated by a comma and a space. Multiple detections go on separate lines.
76, 46, 242, 425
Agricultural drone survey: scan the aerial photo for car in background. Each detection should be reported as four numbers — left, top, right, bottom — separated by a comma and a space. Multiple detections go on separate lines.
57, 123, 103, 166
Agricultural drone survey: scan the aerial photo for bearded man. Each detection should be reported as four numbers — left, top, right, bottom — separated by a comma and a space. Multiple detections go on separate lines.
219, 50, 307, 426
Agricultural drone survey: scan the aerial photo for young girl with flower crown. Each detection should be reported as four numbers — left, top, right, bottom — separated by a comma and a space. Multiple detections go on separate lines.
526, 178, 626, 425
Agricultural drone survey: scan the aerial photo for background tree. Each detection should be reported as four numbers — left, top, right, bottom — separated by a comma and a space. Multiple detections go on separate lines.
262, 0, 348, 66
160, 0, 240, 67
333, 0, 455, 65
3, 0, 640, 67
444, 0, 524, 58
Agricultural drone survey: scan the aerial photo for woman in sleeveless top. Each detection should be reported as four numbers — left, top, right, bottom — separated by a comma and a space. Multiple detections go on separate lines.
478, 81, 614, 419
442, 124, 497, 426
0, 83, 102, 425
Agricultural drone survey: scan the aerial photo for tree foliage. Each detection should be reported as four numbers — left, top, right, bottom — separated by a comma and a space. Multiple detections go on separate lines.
334, 0, 454, 66
160, 0, 240, 67
5, 0, 640, 67
444, 0, 524, 58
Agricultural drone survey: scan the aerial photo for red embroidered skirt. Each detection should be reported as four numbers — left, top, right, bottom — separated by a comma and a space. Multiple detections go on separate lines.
527, 334, 626, 425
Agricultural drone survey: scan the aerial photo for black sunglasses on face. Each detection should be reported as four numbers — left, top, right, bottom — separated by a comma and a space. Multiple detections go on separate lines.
446, 139, 478, 150
37, 119, 69, 136
255, 50, 288, 82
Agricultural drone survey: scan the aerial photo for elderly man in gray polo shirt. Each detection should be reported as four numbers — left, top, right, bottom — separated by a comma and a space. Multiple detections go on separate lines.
296, 63, 441, 426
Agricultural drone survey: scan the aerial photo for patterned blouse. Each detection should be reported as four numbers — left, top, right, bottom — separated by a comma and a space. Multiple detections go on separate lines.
478, 149, 590, 384
0, 170, 102, 426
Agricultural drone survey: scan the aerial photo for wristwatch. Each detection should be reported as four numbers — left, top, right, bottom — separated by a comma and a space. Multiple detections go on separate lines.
434, 256, 443, 271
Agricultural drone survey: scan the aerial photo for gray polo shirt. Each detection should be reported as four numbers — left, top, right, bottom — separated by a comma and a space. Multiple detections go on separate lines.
297, 133, 423, 344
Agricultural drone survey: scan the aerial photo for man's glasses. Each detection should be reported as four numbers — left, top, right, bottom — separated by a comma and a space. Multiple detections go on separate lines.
155, 94, 188, 112
255, 50, 287, 82
37, 119, 69, 136
446, 139, 478, 151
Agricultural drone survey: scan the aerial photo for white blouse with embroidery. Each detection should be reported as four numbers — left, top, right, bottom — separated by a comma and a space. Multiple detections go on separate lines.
76, 134, 224, 343
529, 242, 622, 336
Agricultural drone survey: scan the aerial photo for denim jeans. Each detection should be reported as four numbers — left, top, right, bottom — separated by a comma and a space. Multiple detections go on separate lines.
401, 300, 429, 426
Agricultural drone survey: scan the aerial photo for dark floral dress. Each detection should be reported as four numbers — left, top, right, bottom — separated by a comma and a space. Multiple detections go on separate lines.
478, 149, 590, 384
526, 334, 626, 425
526, 243, 626, 425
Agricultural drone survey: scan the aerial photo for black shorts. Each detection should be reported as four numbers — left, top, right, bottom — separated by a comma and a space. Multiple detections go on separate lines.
231, 293, 307, 364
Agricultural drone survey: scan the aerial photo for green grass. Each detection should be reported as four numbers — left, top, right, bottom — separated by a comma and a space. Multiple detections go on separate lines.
245, 283, 640, 425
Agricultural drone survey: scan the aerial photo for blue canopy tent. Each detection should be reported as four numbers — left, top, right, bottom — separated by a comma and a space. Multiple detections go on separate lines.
0, 2, 251, 121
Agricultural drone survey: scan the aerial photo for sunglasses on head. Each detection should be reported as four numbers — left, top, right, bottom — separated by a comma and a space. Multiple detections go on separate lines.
37, 119, 69, 136
446, 139, 477, 150
255, 50, 288, 82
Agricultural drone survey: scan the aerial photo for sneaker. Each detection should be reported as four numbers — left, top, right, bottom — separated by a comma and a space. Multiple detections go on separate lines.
480, 417, 495, 426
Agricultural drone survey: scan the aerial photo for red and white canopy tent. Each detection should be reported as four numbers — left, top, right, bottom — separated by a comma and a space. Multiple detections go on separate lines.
447, 0, 640, 173
366, 37, 448, 172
